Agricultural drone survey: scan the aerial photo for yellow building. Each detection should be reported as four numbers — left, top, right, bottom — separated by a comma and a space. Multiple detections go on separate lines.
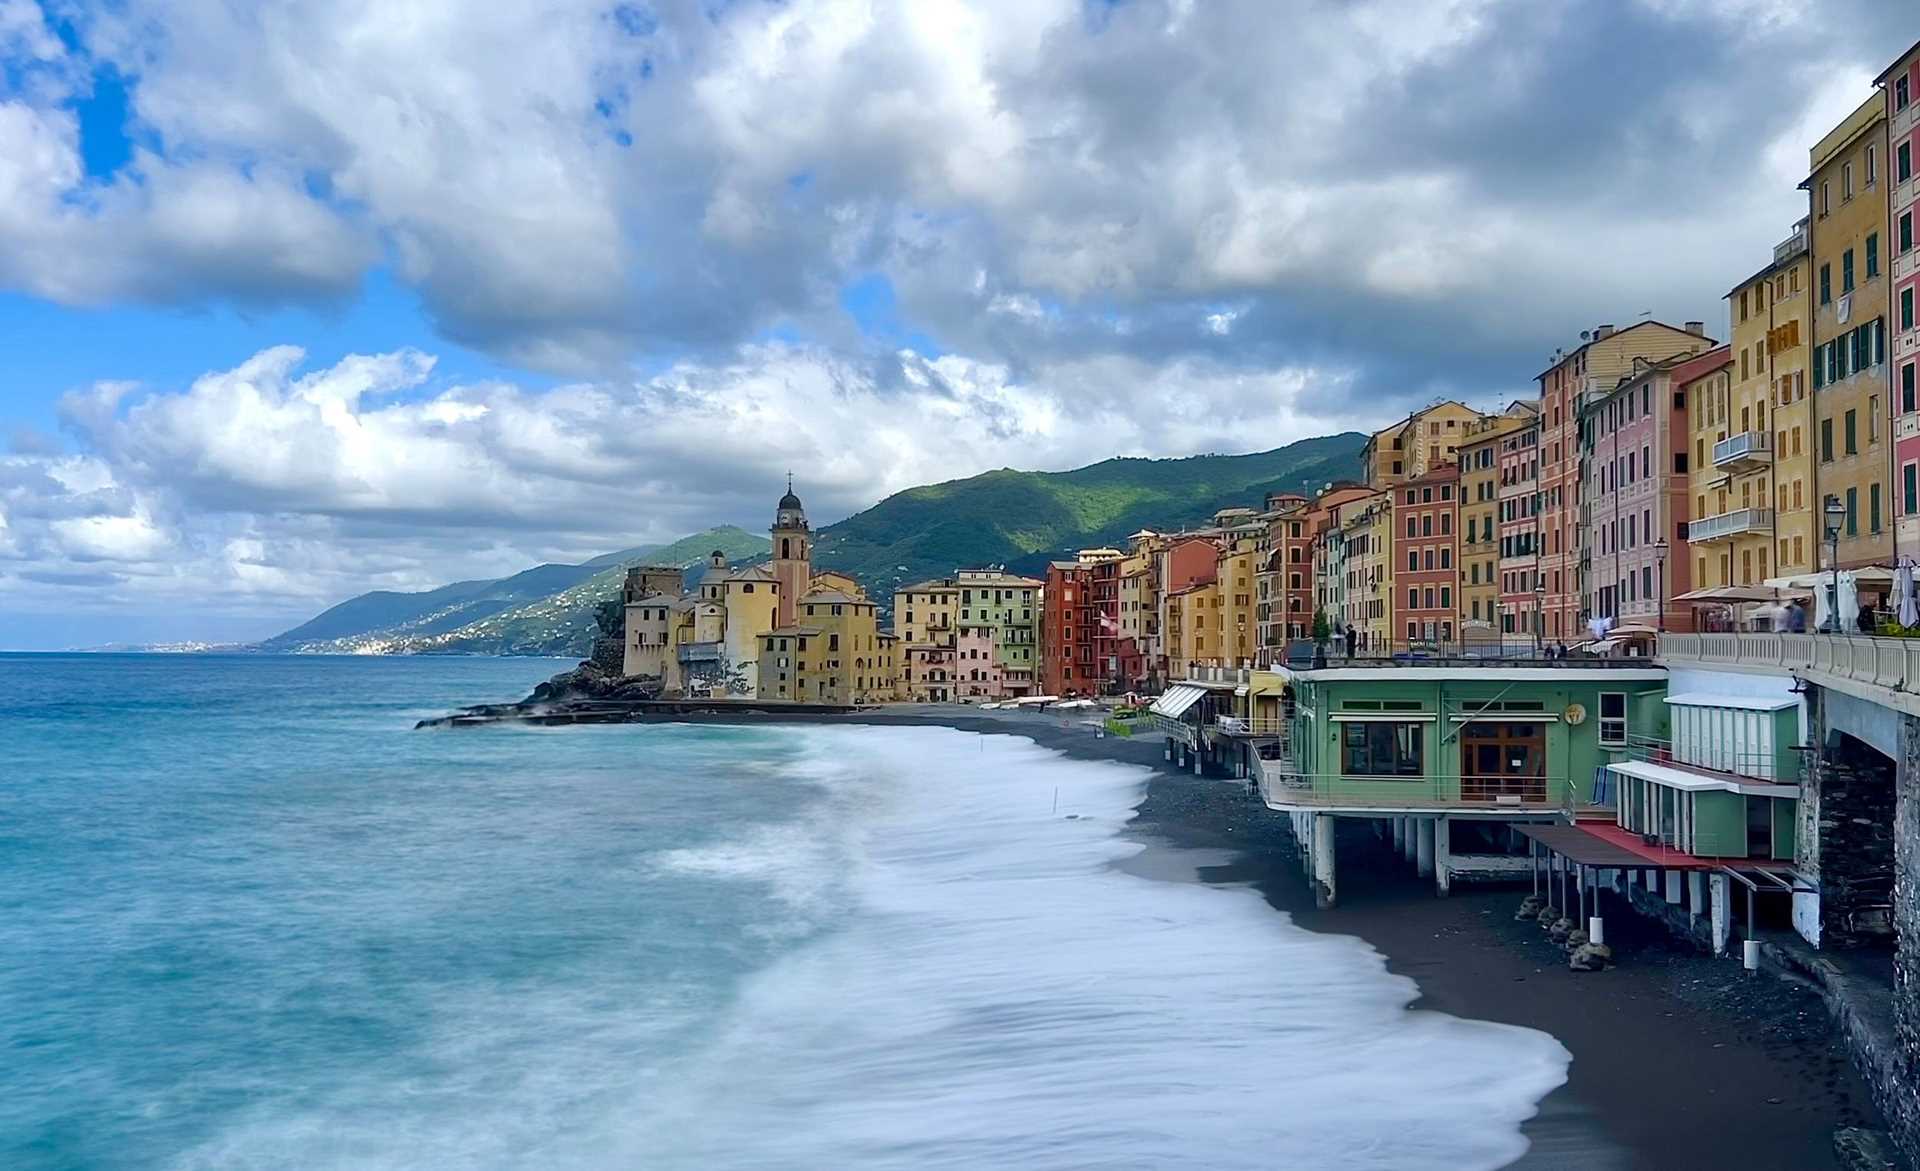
756, 585, 892, 704
1691, 224, 1815, 590
1164, 579, 1220, 680
893, 577, 958, 701
1214, 539, 1260, 667
1806, 95, 1892, 569
621, 593, 676, 680
1360, 401, 1484, 487
1457, 404, 1535, 640
1335, 490, 1393, 652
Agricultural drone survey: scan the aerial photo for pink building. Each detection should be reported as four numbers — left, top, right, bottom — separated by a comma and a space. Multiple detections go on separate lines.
1880, 44, 1920, 548
1495, 415, 1541, 640
1581, 350, 1718, 633
954, 623, 999, 698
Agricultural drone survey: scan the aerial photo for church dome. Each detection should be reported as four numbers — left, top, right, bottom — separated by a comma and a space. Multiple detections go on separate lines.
778, 489, 803, 511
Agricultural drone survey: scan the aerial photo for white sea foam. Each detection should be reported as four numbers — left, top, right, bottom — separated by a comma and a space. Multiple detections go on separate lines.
171, 724, 1568, 1171
611, 726, 1570, 1170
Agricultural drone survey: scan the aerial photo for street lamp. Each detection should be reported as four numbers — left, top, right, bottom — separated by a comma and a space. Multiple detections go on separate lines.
1652, 537, 1669, 633
1533, 579, 1546, 656
1824, 495, 1847, 632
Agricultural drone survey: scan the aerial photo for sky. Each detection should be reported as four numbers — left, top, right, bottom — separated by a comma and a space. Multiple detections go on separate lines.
0, 0, 1911, 649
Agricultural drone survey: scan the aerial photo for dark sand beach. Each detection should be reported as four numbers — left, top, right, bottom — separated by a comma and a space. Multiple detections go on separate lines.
857, 705, 1885, 1171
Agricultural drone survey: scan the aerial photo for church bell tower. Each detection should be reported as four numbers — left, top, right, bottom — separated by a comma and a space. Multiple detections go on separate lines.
771, 474, 811, 628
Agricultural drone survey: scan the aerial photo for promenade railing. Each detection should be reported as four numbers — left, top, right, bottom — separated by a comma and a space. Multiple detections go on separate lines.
1659, 631, 1920, 699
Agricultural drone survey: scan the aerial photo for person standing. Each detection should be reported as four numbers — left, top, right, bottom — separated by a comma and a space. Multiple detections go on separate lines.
1344, 625, 1357, 659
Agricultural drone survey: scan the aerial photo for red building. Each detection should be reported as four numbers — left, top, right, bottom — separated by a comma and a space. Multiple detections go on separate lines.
1496, 415, 1542, 640
1042, 557, 1129, 695
1393, 464, 1460, 648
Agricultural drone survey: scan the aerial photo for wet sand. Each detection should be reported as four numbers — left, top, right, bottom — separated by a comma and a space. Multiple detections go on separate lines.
856, 705, 1883, 1171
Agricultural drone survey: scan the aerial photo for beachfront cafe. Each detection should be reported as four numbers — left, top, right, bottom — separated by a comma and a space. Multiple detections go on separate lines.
1215, 656, 1667, 906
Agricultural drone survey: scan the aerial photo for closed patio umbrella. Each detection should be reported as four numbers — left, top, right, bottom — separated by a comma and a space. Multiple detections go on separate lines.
1898, 561, 1918, 627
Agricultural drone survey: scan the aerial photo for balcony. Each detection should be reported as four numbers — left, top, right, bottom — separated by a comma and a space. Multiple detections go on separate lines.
1711, 431, 1771, 473
1772, 223, 1809, 265
1687, 508, 1773, 543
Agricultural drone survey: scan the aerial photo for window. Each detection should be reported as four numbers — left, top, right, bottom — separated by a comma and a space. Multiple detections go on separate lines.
1341, 721, 1425, 777
1846, 486, 1859, 536
1821, 418, 1834, 461
1820, 263, 1832, 305
1845, 408, 1857, 455
1872, 394, 1882, 446
1906, 463, 1918, 515
1901, 76, 1913, 112
1843, 248, 1855, 293
1869, 144, 1879, 187
1905, 288, 1915, 333
1871, 482, 1883, 533
1844, 161, 1854, 200
1598, 692, 1628, 746
1868, 233, 1880, 278
1821, 180, 1832, 217
1904, 362, 1916, 414
1902, 142, 1914, 184
1904, 212, 1915, 255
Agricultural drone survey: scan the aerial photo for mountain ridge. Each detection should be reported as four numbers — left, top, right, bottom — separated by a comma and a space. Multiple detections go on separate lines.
265, 432, 1365, 656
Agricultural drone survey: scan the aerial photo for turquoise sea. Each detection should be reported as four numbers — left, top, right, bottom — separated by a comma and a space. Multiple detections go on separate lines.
0, 654, 1568, 1170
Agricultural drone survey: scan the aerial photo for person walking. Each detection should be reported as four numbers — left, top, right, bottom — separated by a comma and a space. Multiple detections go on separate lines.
1344, 625, 1357, 660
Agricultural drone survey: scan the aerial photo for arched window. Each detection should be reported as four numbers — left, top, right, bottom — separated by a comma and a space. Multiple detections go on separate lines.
781, 538, 791, 559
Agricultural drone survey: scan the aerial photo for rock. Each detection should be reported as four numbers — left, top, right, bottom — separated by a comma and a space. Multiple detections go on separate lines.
1565, 928, 1589, 951
1515, 895, 1545, 921
1568, 942, 1612, 971
1547, 917, 1573, 943
1537, 906, 1559, 930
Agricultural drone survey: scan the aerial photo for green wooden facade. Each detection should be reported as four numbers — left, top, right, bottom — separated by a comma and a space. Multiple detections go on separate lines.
1277, 668, 1669, 811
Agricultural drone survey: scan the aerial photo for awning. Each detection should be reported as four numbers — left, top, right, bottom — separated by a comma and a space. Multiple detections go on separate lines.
1674, 585, 1805, 603
1149, 685, 1207, 719
1605, 758, 1799, 796
1665, 692, 1796, 711
1513, 823, 1669, 869
1766, 567, 1896, 588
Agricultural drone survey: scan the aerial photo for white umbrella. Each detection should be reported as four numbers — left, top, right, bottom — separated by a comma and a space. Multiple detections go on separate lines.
1899, 561, 1919, 627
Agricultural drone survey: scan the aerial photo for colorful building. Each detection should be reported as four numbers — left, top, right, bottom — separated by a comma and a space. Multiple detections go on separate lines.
1496, 412, 1542, 642
1459, 404, 1535, 645
755, 584, 892, 705
1881, 46, 1920, 552
1806, 94, 1892, 571
1581, 352, 1705, 632
1537, 321, 1715, 644
1361, 401, 1483, 487
1392, 463, 1459, 648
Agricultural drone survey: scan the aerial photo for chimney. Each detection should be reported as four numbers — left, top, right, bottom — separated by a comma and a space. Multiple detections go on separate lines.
1594, 324, 1616, 339
1684, 320, 1704, 336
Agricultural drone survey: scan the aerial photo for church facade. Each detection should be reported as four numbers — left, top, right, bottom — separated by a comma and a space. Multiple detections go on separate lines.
622, 481, 901, 703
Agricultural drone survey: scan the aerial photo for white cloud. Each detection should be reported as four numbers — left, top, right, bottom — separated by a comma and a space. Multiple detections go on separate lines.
0, 341, 1369, 642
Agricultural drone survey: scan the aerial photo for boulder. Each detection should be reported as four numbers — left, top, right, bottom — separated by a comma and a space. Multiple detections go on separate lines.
1546, 917, 1573, 943
1537, 906, 1559, 931
1515, 895, 1546, 921
1564, 928, 1589, 951
1568, 942, 1613, 972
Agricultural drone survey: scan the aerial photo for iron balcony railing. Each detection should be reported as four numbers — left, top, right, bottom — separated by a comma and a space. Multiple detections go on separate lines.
1686, 508, 1773, 543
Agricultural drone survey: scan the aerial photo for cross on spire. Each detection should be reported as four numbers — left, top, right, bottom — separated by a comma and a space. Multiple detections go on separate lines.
786, 470, 793, 493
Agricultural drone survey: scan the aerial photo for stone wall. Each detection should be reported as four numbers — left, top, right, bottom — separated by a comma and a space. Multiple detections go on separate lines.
1810, 690, 1900, 949
1894, 714, 1920, 1162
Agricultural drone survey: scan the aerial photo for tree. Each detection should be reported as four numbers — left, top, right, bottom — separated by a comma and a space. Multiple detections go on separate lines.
1311, 608, 1331, 645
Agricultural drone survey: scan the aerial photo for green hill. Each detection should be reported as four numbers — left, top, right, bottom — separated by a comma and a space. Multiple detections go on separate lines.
264, 433, 1363, 657
808, 432, 1366, 603
269, 526, 769, 654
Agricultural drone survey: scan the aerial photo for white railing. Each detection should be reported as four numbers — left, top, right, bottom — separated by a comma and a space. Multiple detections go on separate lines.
1660, 632, 1920, 696
1711, 431, 1771, 467
1185, 664, 1253, 686
1215, 715, 1290, 738
1773, 227, 1808, 264
1687, 508, 1773, 542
